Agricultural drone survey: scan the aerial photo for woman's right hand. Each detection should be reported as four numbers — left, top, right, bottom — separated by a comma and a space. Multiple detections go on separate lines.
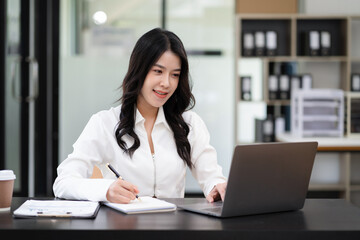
106, 179, 139, 204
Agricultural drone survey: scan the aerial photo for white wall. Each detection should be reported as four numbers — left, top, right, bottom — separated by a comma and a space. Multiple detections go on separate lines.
301, 0, 360, 14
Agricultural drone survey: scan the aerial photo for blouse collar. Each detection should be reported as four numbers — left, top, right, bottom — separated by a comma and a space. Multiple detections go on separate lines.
135, 106, 171, 132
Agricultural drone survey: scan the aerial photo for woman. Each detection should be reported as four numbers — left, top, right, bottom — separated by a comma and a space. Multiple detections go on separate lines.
53, 28, 227, 204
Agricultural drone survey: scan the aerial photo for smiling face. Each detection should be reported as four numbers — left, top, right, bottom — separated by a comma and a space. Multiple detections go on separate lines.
137, 50, 181, 115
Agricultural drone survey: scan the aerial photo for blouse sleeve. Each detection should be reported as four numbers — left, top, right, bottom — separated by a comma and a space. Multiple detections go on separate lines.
53, 114, 115, 201
187, 112, 227, 197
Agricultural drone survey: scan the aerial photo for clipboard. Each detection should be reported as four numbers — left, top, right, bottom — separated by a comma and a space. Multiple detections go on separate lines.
13, 200, 100, 219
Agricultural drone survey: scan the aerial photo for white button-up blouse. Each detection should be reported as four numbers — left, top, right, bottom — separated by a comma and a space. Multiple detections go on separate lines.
53, 106, 226, 202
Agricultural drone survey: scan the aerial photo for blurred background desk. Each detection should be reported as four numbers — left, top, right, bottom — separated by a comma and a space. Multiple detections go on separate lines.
1, 197, 360, 239
277, 132, 360, 151
277, 132, 360, 204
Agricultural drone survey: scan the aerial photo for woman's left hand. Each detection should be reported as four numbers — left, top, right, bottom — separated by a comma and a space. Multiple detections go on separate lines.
206, 182, 227, 203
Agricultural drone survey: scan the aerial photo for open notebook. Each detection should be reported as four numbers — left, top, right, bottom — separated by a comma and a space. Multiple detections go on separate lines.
103, 196, 176, 214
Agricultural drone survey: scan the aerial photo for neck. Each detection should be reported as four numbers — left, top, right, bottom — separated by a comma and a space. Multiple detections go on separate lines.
137, 102, 158, 120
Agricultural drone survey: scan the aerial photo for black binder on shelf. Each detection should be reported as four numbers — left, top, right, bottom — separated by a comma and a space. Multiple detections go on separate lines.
266, 31, 277, 56
279, 75, 290, 100
320, 31, 331, 56
240, 76, 252, 101
255, 31, 265, 56
275, 116, 286, 136
255, 118, 264, 142
290, 75, 302, 98
242, 32, 254, 56
351, 73, 360, 92
304, 30, 320, 56
254, 117, 275, 143
268, 75, 279, 100
351, 99, 360, 133
263, 116, 275, 142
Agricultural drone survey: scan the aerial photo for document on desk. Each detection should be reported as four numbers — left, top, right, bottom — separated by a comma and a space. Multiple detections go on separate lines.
103, 196, 176, 214
13, 200, 100, 218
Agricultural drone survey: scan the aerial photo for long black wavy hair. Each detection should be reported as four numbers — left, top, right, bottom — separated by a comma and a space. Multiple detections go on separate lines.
115, 28, 195, 168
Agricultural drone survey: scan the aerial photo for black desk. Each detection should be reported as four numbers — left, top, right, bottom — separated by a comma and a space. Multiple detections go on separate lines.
1, 198, 360, 239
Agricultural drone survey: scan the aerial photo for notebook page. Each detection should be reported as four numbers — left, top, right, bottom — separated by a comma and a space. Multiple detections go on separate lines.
104, 196, 176, 214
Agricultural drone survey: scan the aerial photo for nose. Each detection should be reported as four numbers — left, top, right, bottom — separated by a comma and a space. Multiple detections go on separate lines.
160, 74, 170, 88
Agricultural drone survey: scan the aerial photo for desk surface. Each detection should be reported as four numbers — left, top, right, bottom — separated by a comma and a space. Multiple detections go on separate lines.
1, 198, 360, 240
277, 132, 360, 151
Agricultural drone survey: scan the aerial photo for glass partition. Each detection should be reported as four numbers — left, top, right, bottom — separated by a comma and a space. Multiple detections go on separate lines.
5, 0, 21, 193
59, 0, 162, 162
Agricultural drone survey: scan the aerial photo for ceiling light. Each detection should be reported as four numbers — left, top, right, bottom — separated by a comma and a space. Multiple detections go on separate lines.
93, 11, 107, 25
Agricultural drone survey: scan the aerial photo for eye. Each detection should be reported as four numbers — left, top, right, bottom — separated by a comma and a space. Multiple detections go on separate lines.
172, 73, 180, 78
153, 69, 162, 74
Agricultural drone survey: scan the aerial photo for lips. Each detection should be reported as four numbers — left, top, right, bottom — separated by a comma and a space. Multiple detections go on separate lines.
153, 90, 168, 99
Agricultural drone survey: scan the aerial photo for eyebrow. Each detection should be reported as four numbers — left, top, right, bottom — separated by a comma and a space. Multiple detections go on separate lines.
154, 63, 181, 72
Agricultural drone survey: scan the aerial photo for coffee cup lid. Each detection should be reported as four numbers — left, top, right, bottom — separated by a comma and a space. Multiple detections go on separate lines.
0, 170, 16, 180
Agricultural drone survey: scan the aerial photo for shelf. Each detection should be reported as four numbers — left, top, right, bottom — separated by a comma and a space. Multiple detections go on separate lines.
266, 100, 290, 105
295, 56, 348, 62
239, 56, 348, 62
236, 14, 360, 203
240, 56, 293, 61
296, 18, 347, 56
346, 92, 360, 136
238, 100, 265, 104
346, 92, 360, 98
240, 18, 292, 56
348, 133, 360, 138
309, 184, 346, 191
301, 130, 342, 137
350, 185, 360, 191
296, 15, 348, 20
276, 132, 360, 150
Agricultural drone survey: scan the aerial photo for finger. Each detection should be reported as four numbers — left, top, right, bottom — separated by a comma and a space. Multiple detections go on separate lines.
214, 183, 226, 201
115, 183, 138, 200
106, 182, 133, 203
116, 179, 139, 195
111, 180, 137, 200
206, 188, 218, 203
206, 194, 214, 203
118, 187, 137, 200
111, 194, 133, 204
218, 186, 226, 201
213, 192, 221, 202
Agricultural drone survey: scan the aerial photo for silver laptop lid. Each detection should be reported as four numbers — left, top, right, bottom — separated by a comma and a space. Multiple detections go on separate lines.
221, 141, 318, 217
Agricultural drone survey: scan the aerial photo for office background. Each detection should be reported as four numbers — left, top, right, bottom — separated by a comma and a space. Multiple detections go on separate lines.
1, 0, 360, 199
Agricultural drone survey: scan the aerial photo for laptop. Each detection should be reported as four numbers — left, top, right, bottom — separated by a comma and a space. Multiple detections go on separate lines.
179, 141, 318, 218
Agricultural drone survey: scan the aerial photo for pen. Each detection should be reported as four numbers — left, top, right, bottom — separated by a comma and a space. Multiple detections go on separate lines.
106, 163, 141, 201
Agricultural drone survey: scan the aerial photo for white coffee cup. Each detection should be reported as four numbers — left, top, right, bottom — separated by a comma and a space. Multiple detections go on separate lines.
0, 170, 16, 211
